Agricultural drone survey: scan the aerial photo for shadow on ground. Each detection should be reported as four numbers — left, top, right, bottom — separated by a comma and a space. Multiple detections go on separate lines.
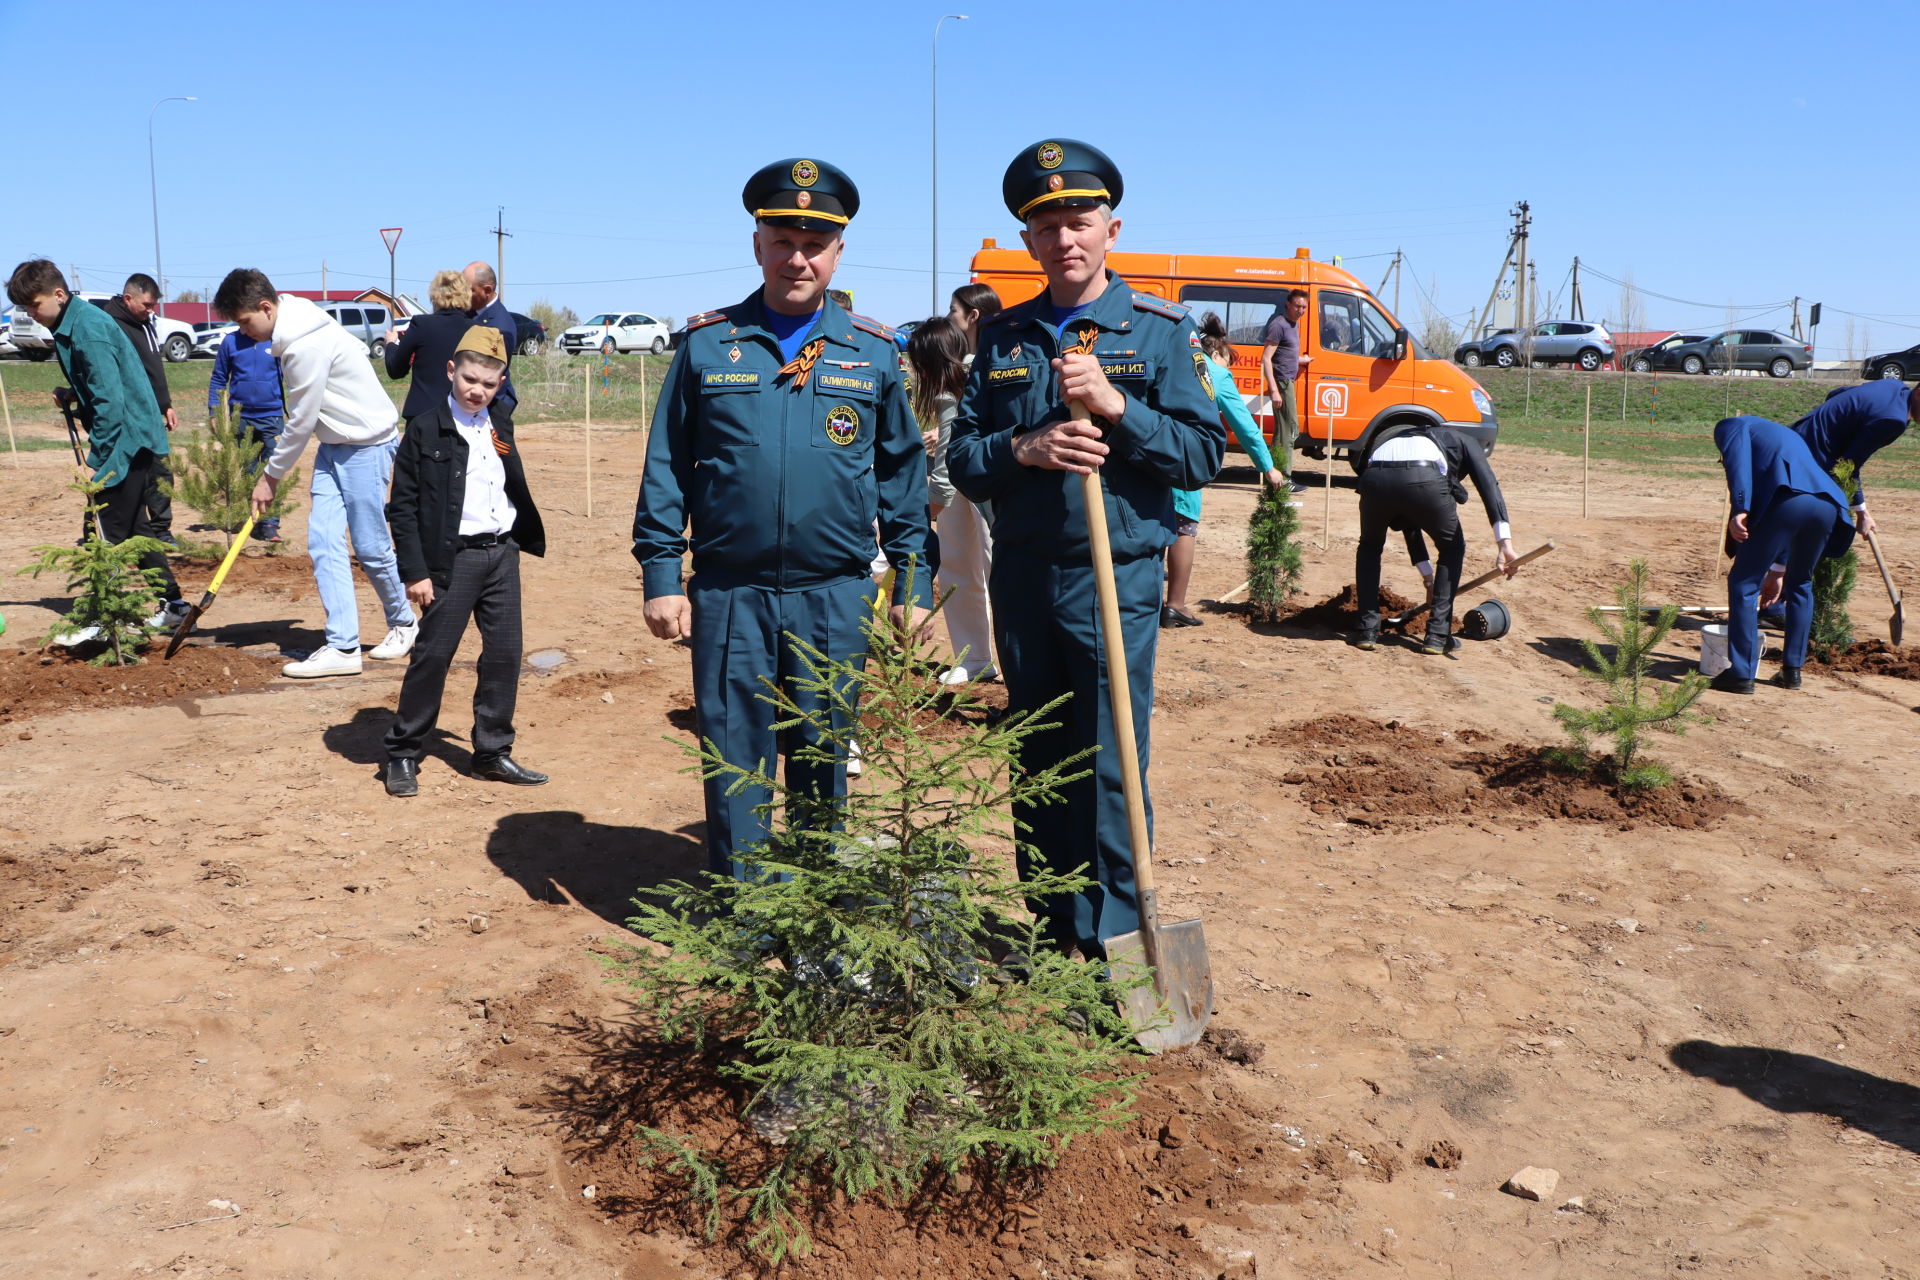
487, 810, 705, 930
1669, 1040, 1920, 1157
321, 703, 466, 774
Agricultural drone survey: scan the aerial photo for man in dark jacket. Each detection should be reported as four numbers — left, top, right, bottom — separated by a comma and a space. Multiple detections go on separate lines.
381, 326, 546, 796
101, 273, 178, 543
462, 261, 517, 412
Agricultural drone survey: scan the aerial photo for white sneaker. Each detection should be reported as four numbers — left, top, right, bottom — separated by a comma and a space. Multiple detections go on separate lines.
368, 622, 419, 660
846, 738, 863, 777
937, 663, 998, 687
145, 599, 193, 630
283, 647, 363, 679
52, 624, 103, 646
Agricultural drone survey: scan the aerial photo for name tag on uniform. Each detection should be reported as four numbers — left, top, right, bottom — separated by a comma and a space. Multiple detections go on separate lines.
701, 369, 762, 391
814, 372, 877, 396
1099, 357, 1150, 380
988, 364, 1034, 384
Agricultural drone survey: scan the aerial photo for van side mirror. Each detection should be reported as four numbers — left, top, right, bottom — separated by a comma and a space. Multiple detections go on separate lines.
1393, 327, 1410, 361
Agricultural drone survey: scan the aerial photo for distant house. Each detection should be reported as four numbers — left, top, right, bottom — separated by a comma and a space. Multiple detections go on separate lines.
1611, 330, 1677, 352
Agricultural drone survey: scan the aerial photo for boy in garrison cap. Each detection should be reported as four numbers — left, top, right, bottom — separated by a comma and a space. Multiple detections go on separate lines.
945, 140, 1224, 959
381, 325, 548, 797
631, 157, 932, 879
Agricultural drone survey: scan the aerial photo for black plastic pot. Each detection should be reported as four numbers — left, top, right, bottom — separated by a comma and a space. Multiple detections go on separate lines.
1463, 599, 1512, 640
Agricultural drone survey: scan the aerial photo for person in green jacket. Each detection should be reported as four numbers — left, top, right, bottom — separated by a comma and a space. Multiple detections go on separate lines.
6, 259, 185, 622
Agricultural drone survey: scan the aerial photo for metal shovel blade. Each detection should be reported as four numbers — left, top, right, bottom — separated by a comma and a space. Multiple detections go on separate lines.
1106, 917, 1213, 1053
1892, 601, 1906, 648
163, 596, 210, 659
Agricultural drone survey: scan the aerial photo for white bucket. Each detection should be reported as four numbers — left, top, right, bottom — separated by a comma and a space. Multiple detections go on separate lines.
1698, 623, 1731, 677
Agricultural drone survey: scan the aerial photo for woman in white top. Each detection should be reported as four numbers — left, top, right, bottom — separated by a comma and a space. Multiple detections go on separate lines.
908, 314, 997, 685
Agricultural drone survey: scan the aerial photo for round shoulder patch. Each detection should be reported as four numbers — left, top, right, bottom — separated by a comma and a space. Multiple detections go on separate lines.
1036, 141, 1065, 170
792, 159, 819, 188
1192, 351, 1216, 400
824, 404, 861, 446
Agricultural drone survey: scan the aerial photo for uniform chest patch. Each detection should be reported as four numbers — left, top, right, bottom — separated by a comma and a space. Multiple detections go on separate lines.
814, 372, 878, 396
988, 364, 1034, 384
702, 369, 761, 390
824, 404, 861, 445
1099, 356, 1149, 379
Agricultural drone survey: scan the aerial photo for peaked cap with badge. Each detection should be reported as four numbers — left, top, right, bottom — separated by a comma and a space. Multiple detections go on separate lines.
742, 157, 860, 232
1001, 138, 1125, 222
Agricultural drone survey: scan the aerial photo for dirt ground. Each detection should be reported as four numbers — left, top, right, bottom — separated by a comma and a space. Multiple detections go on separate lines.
2, 418, 1918, 1280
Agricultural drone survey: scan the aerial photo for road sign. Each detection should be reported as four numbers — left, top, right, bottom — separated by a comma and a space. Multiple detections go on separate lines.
379, 227, 403, 253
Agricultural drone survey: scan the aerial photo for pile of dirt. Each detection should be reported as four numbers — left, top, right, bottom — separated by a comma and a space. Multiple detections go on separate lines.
520, 1014, 1309, 1280
1268, 714, 1735, 830
0, 645, 283, 726
1269, 583, 1453, 635
1811, 638, 1920, 681
170, 548, 314, 599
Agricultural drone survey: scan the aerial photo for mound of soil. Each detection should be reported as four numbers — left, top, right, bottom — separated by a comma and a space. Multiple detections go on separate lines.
1811, 638, 1920, 681
1267, 714, 1735, 830
1264, 584, 1455, 636
0, 645, 283, 726
522, 1015, 1308, 1280
170, 548, 314, 599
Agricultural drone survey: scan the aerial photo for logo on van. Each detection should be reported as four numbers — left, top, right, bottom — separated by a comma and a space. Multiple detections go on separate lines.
1036, 142, 1064, 170
1315, 382, 1350, 419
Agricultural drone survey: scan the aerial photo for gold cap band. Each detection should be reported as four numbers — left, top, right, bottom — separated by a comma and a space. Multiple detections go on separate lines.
753, 206, 850, 226
1016, 186, 1111, 220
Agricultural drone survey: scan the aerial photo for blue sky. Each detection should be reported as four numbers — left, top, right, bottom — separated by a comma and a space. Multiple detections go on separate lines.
5, 0, 1914, 357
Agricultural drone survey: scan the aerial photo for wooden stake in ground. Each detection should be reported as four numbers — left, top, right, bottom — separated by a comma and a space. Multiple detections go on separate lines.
585, 418, 594, 519
1321, 397, 1334, 551
1582, 384, 1591, 518
0, 367, 15, 468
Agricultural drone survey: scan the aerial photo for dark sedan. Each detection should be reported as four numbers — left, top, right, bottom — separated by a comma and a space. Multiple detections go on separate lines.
508, 312, 547, 356
1626, 334, 1709, 372
1862, 343, 1920, 382
1663, 330, 1811, 378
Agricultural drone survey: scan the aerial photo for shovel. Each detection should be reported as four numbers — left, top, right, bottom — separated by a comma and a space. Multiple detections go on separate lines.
1862, 528, 1905, 646
1386, 540, 1556, 628
1070, 399, 1212, 1053
165, 517, 254, 658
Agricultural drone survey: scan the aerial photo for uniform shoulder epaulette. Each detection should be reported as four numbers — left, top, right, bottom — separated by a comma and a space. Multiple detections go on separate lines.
1131, 293, 1189, 322
846, 311, 897, 343
685, 310, 728, 332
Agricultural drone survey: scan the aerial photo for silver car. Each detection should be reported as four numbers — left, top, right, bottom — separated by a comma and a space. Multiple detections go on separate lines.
1470, 321, 1615, 370
318, 301, 394, 358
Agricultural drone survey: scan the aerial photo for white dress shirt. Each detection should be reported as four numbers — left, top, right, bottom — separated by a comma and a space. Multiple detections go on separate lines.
1367, 432, 1511, 574
449, 397, 517, 536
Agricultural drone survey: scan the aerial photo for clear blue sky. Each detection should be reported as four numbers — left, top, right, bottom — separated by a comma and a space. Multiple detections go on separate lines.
5, 0, 1914, 357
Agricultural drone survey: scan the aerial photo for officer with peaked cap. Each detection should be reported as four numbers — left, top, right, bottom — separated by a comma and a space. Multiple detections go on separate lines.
632, 158, 932, 879
946, 140, 1225, 958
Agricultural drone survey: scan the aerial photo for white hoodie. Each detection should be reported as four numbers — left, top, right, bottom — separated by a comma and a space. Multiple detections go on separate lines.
264, 294, 399, 478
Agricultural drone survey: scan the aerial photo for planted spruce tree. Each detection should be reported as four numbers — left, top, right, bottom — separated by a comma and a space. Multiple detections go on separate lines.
18, 478, 166, 666
1245, 477, 1304, 623
171, 406, 300, 551
611, 598, 1143, 1262
1809, 459, 1858, 658
1552, 559, 1709, 788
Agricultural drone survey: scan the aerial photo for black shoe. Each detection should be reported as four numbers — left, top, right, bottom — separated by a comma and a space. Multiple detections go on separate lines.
1772, 665, 1802, 690
1160, 606, 1202, 629
1419, 635, 1462, 656
1289, 481, 1310, 495
1709, 671, 1755, 695
1351, 632, 1378, 651
472, 754, 548, 786
384, 758, 419, 797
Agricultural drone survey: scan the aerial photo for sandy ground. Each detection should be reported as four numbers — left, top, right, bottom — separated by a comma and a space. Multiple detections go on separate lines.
2, 417, 1918, 1279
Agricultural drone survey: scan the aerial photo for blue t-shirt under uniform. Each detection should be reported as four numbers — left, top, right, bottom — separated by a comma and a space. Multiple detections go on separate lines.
1049, 302, 1093, 344
765, 305, 821, 363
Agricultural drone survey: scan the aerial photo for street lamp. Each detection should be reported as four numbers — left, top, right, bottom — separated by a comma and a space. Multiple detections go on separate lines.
932, 13, 968, 314
147, 95, 197, 316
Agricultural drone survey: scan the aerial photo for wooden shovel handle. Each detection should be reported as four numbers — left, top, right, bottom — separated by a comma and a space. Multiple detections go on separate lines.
1863, 528, 1901, 606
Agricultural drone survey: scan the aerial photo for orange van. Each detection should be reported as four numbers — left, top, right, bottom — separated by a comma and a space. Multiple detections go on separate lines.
967, 243, 1498, 465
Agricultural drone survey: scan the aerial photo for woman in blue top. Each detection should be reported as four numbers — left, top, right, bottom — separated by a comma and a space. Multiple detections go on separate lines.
1163, 312, 1285, 627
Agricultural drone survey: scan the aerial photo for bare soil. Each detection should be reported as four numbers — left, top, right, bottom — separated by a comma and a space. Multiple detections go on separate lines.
2, 428, 1919, 1279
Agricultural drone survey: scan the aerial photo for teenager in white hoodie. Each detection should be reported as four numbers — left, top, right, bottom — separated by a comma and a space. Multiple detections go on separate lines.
215, 269, 417, 677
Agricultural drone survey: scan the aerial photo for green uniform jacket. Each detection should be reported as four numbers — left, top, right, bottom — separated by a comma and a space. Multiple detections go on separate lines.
52, 297, 168, 488
631, 290, 932, 606
946, 272, 1225, 560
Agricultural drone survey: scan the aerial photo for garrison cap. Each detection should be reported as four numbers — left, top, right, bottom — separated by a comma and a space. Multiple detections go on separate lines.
454, 325, 509, 364
1002, 138, 1124, 222
742, 158, 859, 232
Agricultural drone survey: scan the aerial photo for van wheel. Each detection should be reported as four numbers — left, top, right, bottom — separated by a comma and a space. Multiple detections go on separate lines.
650, 336, 666, 355
370, 338, 387, 359
1461, 350, 1482, 367
1767, 357, 1792, 379
1494, 346, 1521, 368
1682, 355, 1707, 375
1576, 348, 1602, 371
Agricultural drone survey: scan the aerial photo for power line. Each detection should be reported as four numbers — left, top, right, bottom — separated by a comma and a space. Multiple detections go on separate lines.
1579, 264, 1788, 313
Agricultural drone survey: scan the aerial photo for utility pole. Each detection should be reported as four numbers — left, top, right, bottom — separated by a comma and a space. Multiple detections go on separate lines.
1790, 296, 1803, 341
1513, 201, 1531, 334
1472, 202, 1530, 342
321, 260, 328, 301
491, 207, 512, 300
1376, 249, 1403, 317
1570, 255, 1584, 321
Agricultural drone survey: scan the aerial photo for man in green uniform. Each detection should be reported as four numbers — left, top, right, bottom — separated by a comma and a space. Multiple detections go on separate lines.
632, 159, 932, 878
945, 140, 1225, 957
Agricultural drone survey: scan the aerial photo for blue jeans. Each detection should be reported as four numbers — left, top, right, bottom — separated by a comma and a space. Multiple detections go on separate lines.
309, 437, 412, 651
240, 416, 284, 530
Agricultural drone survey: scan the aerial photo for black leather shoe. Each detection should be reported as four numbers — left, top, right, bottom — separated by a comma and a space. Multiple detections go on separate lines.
1160, 606, 1203, 629
1419, 635, 1462, 656
473, 754, 549, 786
384, 758, 419, 797
1772, 665, 1803, 690
1351, 632, 1378, 651
1709, 671, 1756, 695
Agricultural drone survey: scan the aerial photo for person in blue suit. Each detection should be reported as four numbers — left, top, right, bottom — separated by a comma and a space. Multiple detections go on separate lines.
1789, 379, 1917, 537
1713, 415, 1856, 694
632, 158, 932, 879
946, 139, 1224, 958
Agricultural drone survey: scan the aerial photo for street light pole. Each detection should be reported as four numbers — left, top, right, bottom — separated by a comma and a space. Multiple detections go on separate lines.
147, 95, 197, 316
932, 13, 969, 315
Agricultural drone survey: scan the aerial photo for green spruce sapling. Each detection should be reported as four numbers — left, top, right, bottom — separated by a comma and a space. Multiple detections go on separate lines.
611, 591, 1144, 1263
1809, 459, 1858, 657
1552, 559, 1708, 788
1246, 477, 1304, 623
18, 478, 167, 666
172, 397, 299, 551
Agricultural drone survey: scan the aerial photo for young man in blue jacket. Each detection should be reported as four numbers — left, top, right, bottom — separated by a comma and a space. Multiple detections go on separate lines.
207, 326, 287, 541
945, 140, 1225, 960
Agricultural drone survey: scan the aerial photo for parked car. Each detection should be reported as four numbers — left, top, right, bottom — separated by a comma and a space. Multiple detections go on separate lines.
560, 311, 670, 356
316, 300, 395, 358
6, 292, 197, 362
1625, 333, 1710, 372
191, 321, 237, 358
1663, 330, 1810, 378
1862, 342, 1920, 382
508, 311, 547, 356
1458, 321, 1613, 370
1452, 328, 1514, 367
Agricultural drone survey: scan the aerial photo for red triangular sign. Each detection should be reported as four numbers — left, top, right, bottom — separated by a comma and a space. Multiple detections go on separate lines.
379, 227, 403, 253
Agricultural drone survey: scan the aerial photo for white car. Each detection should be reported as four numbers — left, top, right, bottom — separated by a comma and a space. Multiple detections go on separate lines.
6, 292, 197, 362
192, 322, 238, 358
560, 311, 670, 357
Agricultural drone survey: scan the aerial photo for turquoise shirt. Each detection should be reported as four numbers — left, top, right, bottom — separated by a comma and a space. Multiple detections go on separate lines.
1174, 356, 1272, 522
51, 296, 168, 488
